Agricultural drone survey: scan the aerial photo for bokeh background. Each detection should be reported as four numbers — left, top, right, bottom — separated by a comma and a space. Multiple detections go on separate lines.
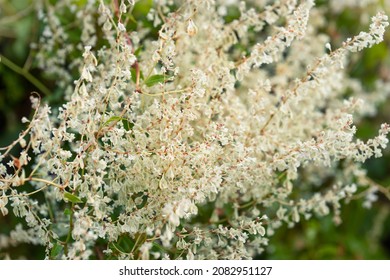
0, 0, 390, 259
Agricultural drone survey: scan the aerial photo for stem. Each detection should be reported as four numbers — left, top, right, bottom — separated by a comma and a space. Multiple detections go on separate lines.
131, 233, 143, 253
0, 4, 33, 25
63, 203, 74, 256
0, 55, 51, 96
5, 184, 50, 198
141, 87, 191, 97
112, 242, 128, 256
0, 93, 40, 156
28, 177, 64, 190
0, 176, 64, 190
134, 62, 140, 90
157, 5, 166, 23
44, 191, 55, 224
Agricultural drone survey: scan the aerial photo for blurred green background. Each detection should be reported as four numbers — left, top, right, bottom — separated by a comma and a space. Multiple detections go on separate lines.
0, 0, 390, 259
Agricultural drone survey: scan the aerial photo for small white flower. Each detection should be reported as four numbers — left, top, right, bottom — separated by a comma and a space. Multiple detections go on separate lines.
325, 42, 332, 52
118, 22, 126, 32
120, 2, 127, 14
21, 117, 30, 123
186, 19, 198, 36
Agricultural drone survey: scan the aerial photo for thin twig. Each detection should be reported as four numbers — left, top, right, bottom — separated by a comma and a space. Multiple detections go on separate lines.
0, 55, 51, 96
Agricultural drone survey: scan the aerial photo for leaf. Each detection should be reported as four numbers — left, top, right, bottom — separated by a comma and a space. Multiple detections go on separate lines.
64, 192, 83, 204
134, 47, 143, 57
224, 6, 241, 23
144, 74, 171, 87
73, 0, 88, 6
63, 208, 72, 216
103, 116, 123, 126
122, 119, 134, 131
130, 68, 144, 83
119, 236, 135, 251
128, 14, 137, 24
133, 0, 153, 19
103, 116, 134, 131
50, 242, 63, 258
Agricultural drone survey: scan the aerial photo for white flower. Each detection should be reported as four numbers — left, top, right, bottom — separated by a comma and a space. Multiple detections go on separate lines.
186, 19, 198, 36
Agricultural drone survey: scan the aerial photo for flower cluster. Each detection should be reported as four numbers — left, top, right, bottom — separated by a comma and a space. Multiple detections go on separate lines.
0, 0, 389, 259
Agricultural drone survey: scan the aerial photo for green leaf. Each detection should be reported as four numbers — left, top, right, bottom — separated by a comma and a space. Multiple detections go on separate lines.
103, 116, 123, 126
63, 208, 72, 216
103, 116, 134, 131
144, 74, 171, 87
130, 68, 144, 83
122, 119, 134, 131
127, 14, 137, 24
119, 236, 135, 251
133, 0, 153, 19
50, 242, 63, 258
64, 192, 83, 204
134, 47, 143, 57
224, 5, 241, 23
73, 0, 88, 6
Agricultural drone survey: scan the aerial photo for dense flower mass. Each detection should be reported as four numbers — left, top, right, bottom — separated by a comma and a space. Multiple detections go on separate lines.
0, 0, 389, 259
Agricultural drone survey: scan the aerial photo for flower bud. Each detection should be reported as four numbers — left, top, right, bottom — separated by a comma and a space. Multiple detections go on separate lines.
186, 19, 198, 36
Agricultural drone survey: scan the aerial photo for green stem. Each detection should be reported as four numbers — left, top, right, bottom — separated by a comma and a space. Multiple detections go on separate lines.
63, 203, 74, 256
0, 55, 51, 96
